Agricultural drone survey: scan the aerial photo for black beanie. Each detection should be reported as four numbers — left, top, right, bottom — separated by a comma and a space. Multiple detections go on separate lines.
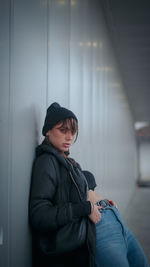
82, 170, 97, 190
42, 102, 78, 136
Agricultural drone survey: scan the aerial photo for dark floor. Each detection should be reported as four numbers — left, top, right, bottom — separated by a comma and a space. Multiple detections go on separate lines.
124, 187, 150, 264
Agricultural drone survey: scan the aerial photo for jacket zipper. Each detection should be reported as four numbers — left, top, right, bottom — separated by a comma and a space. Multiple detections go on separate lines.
69, 171, 83, 201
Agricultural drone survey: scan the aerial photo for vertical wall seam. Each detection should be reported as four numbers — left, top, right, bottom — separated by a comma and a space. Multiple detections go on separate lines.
68, 0, 71, 107
81, 0, 84, 126
8, 0, 14, 266
46, 0, 49, 107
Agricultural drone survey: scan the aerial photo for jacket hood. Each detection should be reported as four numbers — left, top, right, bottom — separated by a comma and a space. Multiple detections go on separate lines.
36, 139, 68, 169
35, 139, 88, 201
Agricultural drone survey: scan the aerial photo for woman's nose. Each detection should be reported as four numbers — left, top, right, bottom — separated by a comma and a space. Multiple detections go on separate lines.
66, 131, 73, 140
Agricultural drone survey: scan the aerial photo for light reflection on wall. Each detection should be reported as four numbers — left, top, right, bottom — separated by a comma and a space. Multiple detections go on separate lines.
78, 41, 103, 48
56, 0, 78, 7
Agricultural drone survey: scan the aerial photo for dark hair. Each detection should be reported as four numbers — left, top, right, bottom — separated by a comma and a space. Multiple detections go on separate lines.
57, 117, 78, 143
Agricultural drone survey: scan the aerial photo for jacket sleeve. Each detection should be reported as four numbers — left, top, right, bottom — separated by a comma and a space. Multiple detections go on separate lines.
29, 154, 91, 233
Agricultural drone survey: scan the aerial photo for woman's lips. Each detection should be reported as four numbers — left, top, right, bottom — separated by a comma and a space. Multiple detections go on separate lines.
63, 143, 71, 148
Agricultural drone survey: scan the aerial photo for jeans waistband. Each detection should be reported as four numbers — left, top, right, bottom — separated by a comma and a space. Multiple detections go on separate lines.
96, 199, 111, 208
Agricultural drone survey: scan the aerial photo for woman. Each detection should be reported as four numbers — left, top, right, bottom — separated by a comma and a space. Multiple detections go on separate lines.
29, 102, 100, 267
83, 170, 150, 267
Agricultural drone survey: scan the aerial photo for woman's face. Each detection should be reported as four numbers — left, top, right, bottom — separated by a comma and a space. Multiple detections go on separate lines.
46, 120, 76, 152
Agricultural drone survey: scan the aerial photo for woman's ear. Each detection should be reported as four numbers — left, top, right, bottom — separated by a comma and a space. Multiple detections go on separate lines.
46, 130, 50, 136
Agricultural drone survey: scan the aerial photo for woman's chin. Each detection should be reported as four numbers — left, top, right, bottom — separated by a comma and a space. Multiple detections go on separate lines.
62, 148, 69, 153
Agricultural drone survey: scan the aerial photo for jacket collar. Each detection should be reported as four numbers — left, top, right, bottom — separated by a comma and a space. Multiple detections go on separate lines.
36, 138, 69, 169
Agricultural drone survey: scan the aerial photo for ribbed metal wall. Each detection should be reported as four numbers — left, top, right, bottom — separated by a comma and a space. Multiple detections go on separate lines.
0, 0, 138, 266
139, 142, 150, 181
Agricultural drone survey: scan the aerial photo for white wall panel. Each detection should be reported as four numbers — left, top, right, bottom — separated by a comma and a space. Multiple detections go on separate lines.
0, 0, 138, 266
0, 1, 10, 266
81, 0, 93, 167
0, 0, 48, 266
69, 0, 84, 113
48, 0, 70, 106
69, 0, 138, 213
69, 0, 85, 164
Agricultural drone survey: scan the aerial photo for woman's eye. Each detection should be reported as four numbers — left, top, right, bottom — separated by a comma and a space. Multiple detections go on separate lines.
60, 128, 66, 132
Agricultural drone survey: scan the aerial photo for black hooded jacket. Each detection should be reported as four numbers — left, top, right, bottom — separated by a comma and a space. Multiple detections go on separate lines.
29, 140, 96, 267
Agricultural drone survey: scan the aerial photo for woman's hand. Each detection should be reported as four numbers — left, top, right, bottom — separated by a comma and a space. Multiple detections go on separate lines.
88, 203, 102, 224
88, 190, 102, 204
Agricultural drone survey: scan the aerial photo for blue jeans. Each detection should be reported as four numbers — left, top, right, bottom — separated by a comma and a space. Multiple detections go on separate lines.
95, 200, 149, 267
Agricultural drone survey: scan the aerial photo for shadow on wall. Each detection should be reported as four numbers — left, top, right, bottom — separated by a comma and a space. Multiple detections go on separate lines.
0, 105, 43, 267
27, 105, 44, 267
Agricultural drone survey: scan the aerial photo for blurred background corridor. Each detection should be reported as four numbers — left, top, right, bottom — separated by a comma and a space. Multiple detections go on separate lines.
0, 0, 150, 266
